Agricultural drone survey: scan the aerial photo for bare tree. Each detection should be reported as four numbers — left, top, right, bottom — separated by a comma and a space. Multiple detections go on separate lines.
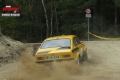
29, 0, 34, 22
112, 0, 119, 36
114, 0, 118, 36
0, 26, 1, 36
54, 0, 59, 35
100, 0, 103, 35
50, 0, 53, 36
42, 0, 49, 37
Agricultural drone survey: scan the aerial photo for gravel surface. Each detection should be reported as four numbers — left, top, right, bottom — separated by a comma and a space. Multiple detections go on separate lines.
0, 41, 120, 80
0, 35, 25, 63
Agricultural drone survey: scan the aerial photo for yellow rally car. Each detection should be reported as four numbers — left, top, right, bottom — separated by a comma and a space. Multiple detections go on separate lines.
35, 35, 87, 65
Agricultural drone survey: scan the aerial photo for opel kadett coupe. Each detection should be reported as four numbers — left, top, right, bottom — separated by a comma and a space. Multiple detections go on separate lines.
35, 35, 87, 65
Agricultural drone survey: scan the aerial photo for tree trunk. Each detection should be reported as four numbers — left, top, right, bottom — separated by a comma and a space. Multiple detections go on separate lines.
40, 29, 42, 42
0, 26, 2, 36
93, 1, 97, 34
42, 0, 49, 38
114, 2, 118, 36
50, 0, 53, 36
101, 0, 103, 35
29, 0, 34, 22
54, 0, 59, 35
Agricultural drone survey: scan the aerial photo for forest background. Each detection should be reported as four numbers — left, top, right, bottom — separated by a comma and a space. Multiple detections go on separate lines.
0, 0, 120, 42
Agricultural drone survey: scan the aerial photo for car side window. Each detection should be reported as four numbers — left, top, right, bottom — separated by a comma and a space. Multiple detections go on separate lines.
75, 37, 81, 44
73, 37, 78, 46
73, 37, 81, 47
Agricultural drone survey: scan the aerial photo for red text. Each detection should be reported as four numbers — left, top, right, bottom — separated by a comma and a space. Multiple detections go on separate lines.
2, 7, 20, 11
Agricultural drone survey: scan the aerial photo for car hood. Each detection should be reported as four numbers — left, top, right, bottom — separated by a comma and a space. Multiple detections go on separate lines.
36, 47, 71, 54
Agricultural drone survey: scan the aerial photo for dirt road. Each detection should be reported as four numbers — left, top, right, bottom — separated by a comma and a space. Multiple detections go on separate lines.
0, 41, 120, 80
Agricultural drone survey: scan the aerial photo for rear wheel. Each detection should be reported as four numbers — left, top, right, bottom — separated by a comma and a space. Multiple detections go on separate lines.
81, 51, 88, 61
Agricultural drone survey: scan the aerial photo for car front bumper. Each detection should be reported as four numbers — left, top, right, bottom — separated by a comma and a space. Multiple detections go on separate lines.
36, 58, 74, 63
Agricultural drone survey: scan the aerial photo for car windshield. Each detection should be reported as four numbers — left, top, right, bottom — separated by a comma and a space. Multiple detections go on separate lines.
40, 38, 71, 48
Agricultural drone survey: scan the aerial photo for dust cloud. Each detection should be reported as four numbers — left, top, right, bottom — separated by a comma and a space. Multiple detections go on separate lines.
8, 49, 83, 80
7, 41, 120, 80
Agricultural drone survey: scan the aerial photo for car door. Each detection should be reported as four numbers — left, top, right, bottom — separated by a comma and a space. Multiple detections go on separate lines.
72, 37, 80, 58
75, 37, 84, 57
72, 37, 83, 59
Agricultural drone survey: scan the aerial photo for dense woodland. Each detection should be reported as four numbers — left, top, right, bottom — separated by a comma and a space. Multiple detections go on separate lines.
0, 0, 120, 42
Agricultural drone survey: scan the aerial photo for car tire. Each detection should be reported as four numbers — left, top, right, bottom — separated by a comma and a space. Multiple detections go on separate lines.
81, 51, 88, 61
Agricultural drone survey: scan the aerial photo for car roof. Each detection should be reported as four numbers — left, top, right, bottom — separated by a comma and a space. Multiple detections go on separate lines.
45, 35, 76, 41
